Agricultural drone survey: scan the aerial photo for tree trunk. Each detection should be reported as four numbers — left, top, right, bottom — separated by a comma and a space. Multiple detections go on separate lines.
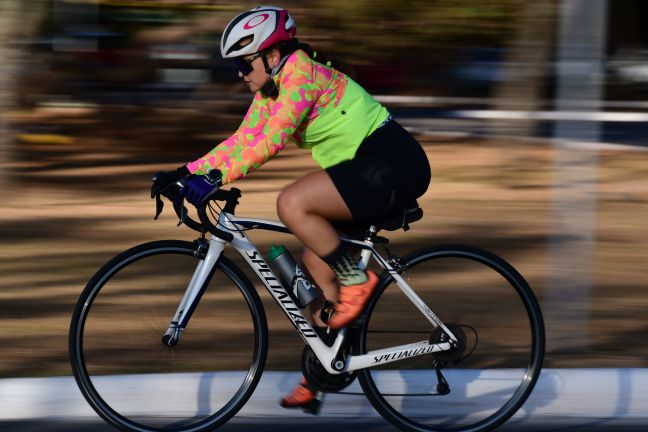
0, 0, 47, 190
490, 2, 558, 136
0, 1, 19, 189
546, 0, 608, 351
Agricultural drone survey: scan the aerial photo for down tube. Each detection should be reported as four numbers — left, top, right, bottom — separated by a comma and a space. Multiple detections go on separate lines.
231, 239, 334, 354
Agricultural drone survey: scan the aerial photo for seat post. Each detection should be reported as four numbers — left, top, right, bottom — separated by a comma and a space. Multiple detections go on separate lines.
358, 225, 378, 271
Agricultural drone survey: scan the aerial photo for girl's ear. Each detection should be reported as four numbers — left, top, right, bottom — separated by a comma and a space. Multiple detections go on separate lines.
272, 48, 282, 66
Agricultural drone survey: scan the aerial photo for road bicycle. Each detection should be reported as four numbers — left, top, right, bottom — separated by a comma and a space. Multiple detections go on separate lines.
69, 182, 545, 432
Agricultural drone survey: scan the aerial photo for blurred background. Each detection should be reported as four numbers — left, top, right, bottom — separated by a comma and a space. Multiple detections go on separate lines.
0, 0, 647, 378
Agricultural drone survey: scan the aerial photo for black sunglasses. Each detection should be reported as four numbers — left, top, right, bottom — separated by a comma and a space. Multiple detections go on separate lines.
233, 52, 263, 76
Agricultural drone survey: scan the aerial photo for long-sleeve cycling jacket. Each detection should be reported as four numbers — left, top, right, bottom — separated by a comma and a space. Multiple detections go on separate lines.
186, 49, 390, 184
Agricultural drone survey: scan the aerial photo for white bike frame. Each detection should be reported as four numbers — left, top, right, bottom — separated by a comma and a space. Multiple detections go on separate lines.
165, 210, 457, 375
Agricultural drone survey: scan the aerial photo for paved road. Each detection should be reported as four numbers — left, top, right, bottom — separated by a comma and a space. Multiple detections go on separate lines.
2, 370, 647, 432
1, 416, 647, 432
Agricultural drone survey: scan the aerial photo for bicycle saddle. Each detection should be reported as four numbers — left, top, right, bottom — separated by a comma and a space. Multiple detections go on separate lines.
373, 202, 423, 232
335, 201, 423, 238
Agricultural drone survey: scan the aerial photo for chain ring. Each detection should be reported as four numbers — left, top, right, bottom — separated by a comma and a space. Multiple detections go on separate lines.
301, 346, 356, 392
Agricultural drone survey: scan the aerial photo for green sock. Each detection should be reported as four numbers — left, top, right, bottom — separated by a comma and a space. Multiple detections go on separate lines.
322, 245, 368, 286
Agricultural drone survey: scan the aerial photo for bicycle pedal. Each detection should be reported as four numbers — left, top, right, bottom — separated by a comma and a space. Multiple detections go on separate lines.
319, 300, 335, 325
301, 397, 322, 415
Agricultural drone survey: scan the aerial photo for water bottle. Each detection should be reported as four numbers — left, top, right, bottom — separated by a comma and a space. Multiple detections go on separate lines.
268, 245, 319, 308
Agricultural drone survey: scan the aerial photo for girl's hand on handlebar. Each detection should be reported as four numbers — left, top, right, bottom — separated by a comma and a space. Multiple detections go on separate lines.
184, 170, 223, 207
151, 165, 191, 199
151, 168, 224, 233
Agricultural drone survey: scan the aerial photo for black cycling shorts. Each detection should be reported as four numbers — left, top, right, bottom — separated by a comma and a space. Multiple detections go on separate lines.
326, 119, 431, 221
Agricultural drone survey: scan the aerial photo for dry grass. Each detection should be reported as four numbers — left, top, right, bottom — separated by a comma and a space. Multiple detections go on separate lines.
1, 123, 647, 377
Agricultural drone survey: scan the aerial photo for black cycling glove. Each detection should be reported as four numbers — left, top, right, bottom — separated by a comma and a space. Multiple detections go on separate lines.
184, 170, 222, 206
151, 165, 191, 220
152, 165, 191, 195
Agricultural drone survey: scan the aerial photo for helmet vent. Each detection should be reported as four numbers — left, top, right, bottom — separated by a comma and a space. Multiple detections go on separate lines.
227, 36, 254, 56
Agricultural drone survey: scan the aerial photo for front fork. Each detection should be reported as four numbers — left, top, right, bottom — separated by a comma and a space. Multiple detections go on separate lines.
162, 236, 226, 347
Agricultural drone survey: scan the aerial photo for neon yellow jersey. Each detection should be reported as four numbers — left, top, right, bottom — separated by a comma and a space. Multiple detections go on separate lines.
296, 74, 390, 168
187, 49, 390, 183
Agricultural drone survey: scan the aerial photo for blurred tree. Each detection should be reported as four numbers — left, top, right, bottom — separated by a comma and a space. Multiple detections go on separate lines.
0, 0, 18, 190
490, 1, 558, 136
8, 1, 532, 109
303, 0, 524, 56
0, 0, 48, 190
296, 0, 525, 94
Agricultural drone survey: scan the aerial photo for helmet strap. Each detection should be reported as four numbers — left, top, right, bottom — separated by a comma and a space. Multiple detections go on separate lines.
261, 53, 273, 75
260, 55, 278, 97
260, 50, 292, 98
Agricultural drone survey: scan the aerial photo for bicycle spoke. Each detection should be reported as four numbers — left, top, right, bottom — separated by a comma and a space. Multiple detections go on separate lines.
356, 245, 544, 432
70, 241, 267, 432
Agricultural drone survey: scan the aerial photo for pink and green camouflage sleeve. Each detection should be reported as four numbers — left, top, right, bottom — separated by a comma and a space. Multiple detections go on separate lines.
186, 55, 319, 184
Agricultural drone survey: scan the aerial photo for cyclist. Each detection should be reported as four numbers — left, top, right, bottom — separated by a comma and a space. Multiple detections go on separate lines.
155, 6, 430, 413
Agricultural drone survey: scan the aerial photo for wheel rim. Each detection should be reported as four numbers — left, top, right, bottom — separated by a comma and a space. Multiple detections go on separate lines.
356, 246, 544, 432
71, 244, 266, 432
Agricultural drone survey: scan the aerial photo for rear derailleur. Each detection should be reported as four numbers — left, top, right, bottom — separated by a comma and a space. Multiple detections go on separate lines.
430, 323, 471, 395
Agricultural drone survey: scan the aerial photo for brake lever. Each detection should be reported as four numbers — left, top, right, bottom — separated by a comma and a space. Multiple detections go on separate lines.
151, 173, 165, 220
154, 193, 164, 220
151, 174, 195, 229
172, 184, 189, 227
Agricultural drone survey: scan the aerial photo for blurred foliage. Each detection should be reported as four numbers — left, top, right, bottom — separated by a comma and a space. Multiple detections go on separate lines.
303, 0, 524, 54
13, 1, 646, 115
48, 0, 527, 55
296, 0, 526, 93
16, 0, 529, 100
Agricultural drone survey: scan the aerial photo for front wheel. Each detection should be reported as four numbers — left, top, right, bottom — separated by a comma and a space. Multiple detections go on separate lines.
355, 244, 545, 432
69, 240, 268, 432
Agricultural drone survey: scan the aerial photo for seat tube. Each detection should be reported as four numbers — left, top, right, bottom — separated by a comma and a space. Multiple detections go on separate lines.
357, 226, 377, 271
358, 247, 373, 271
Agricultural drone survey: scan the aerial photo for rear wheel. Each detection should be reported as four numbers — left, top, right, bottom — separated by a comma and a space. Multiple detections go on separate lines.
69, 240, 268, 432
355, 244, 544, 432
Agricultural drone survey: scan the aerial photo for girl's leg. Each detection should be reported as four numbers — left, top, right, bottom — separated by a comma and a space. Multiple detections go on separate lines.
277, 170, 348, 327
302, 247, 337, 327
277, 170, 377, 330
277, 171, 349, 410
276, 170, 351, 257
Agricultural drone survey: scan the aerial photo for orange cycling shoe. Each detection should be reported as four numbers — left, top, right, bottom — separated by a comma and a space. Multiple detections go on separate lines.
279, 376, 321, 415
329, 270, 378, 330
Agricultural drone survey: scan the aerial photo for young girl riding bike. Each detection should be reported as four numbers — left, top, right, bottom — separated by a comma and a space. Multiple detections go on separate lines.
154, 5, 431, 413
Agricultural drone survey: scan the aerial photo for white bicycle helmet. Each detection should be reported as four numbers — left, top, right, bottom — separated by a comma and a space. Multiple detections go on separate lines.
221, 6, 297, 58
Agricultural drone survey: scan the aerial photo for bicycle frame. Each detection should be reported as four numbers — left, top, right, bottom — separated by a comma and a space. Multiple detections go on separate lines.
164, 210, 457, 376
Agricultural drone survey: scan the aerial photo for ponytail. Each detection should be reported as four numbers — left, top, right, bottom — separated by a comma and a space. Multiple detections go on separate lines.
274, 39, 356, 78
296, 42, 332, 67
298, 42, 355, 78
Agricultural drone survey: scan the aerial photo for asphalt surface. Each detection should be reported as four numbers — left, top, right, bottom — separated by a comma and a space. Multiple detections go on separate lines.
1, 416, 647, 432
3, 369, 647, 432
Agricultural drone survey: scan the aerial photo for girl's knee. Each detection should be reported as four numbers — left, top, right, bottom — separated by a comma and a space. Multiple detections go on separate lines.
277, 184, 306, 222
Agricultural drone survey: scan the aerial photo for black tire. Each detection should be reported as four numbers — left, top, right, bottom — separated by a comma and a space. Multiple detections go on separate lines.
69, 240, 268, 432
355, 244, 544, 432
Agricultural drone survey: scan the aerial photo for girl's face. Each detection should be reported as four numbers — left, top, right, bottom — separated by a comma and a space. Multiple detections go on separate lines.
235, 49, 279, 93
